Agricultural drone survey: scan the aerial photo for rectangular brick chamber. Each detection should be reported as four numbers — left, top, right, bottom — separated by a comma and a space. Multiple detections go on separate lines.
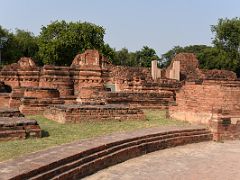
44, 104, 146, 124
0, 117, 41, 141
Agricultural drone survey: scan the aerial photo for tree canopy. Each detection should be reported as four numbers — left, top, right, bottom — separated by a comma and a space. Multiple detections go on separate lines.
37, 20, 106, 65
0, 26, 38, 64
211, 17, 240, 74
1, 17, 240, 72
160, 17, 240, 75
113, 46, 159, 67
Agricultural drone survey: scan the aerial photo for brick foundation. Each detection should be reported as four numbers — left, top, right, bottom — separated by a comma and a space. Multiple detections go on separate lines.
19, 87, 64, 115
44, 104, 145, 123
0, 117, 41, 141
0, 108, 24, 117
106, 91, 175, 109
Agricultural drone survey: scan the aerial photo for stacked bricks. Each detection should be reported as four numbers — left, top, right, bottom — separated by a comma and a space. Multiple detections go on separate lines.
0, 117, 41, 141
9, 87, 25, 108
106, 91, 175, 109
72, 50, 109, 104
209, 109, 240, 141
0, 108, 41, 141
0, 57, 40, 88
19, 87, 64, 115
44, 104, 145, 123
39, 65, 74, 97
169, 80, 240, 124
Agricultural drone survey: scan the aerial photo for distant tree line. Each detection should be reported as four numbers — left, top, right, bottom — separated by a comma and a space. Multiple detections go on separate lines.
0, 18, 240, 75
160, 17, 240, 75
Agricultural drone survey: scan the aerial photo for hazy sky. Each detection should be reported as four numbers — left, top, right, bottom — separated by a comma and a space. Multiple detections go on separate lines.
1, 0, 240, 56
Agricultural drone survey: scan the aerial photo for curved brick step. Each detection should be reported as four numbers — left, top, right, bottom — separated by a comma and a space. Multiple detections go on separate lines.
12, 128, 212, 180
30, 129, 209, 179
54, 134, 211, 180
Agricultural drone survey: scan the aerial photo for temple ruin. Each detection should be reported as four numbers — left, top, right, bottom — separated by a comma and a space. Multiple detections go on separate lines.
0, 50, 240, 141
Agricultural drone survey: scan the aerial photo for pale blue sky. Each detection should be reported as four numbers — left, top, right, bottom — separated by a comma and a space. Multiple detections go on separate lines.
1, 0, 240, 55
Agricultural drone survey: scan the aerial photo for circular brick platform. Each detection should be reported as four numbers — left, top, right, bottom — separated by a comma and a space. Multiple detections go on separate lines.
0, 125, 211, 180
85, 141, 240, 180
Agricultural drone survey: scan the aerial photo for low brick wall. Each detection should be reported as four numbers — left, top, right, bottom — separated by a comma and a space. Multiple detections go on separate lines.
24, 87, 60, 98
19, 88, 64, 115
0, 108, 24, 117
9, 88, 25, 108
20, 97, 64, 115
0, 117, 41, 141
44, 104, 145, 123
169, 80, 240, 124
106, 91, 175, 109
209, 115, 240, 141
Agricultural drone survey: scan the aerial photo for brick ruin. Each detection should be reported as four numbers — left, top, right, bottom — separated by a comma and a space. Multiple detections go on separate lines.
165, 53, 240, 140
0, 50, 178, 120
44, 104, 145, 123
0, 108, 41, 141
0, 50, 240, 141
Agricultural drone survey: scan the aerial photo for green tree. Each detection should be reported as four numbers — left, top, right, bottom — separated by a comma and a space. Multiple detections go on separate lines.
101, 43, 115, 62
37, 20, 106, 65
160, 45, 211, 68
211, 17, 240, 74
0, 26, 39, 65
14, 29, 38, 58
136, 46, 159, 67
114, 48, 130, 66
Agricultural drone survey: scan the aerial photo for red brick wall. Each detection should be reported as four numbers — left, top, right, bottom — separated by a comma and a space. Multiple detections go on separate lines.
169, 80, 240, 124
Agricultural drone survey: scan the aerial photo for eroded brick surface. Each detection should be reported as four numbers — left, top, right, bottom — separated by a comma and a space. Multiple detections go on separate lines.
0, 117, 41, 141
44, 104, 146, 123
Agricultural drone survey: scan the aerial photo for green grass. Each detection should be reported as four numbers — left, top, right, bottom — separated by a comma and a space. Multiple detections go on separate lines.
0, 110, 188, 162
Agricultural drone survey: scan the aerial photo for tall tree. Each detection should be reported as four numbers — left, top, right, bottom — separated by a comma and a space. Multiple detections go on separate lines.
0, 27, 39, 64
114, 48, 130, 65
211, 17, 240, 73
14, 29, 38, 58
160, 45, 210, 68
101, 43, 115, 62
37, 20, 106, 65
136, 46, 159, 67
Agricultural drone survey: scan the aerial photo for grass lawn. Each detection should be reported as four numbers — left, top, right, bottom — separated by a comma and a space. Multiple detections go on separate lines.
0, 110, 188, 162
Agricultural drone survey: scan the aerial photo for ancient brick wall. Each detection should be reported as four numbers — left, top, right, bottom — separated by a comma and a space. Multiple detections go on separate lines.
44, 104, 145, 123
110, 66, 152, 91
9, 88, 25, 108
169, 80, 240, 124
19, 88, 64, 115
71, 50, 109, 104
39, 65, 74, 97
0, 117, 41, 141
0, 51, 194, 112
106, 91, 175, 109
209, 113, 240, 141
0, 57, 40, 88
163, 53, 237, 81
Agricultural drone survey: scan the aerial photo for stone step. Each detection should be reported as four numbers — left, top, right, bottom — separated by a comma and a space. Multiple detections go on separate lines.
24, 129, 211, 180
